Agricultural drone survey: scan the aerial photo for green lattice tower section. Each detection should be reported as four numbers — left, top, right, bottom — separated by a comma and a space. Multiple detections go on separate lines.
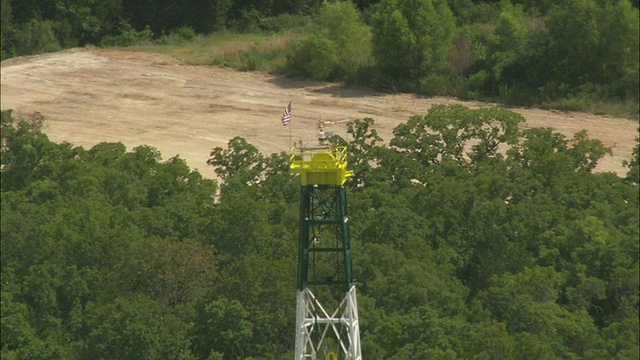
290, 146, 362, 360
297, 185, 354, 291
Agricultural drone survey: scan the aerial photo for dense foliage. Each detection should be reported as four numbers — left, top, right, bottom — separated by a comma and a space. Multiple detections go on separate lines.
1, 107, 638, 359
2, 0, 638, 114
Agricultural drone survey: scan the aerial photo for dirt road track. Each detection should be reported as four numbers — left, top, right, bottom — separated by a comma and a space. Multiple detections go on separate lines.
1, 48, 637, 179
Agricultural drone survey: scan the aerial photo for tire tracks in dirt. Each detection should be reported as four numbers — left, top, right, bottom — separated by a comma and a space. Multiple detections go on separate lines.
1, 48, 637, 179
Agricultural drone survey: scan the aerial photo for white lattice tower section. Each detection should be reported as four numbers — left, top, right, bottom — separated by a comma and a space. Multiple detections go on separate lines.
295, 286, 361, 360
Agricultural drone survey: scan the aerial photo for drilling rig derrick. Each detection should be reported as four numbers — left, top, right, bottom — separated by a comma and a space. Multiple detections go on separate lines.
289, 119, 362, 360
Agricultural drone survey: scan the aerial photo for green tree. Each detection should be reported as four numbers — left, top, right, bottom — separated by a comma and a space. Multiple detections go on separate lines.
506, 127, 611, 187
312, 0, 373, 82
7, 0, 123, 52
1, 111, 80, 191
623, 133, 639, 184
191, 298, 253, 360
285, 34, 339, 80
285, 0, 372, 82
390, 105, 522, 169
84, 296, 194, 360
601, 317, 640, 359
207, 136, 265, 185
11, 19, 60, 58
1, 290, 39, 355
52, 0, 123, 46
463, 321, 516, 360
211, 255, 296, 357
597, 0, 640, 99
121, 238, 218, 306
123, 0, 232, 35
541, 0, 639, 99
1, 0, 12, 59
357, 243, 466, 315
478, 266, 602, 357
206, 188, 271, 265
481, 3, 533, 101
371, 0, 456, 91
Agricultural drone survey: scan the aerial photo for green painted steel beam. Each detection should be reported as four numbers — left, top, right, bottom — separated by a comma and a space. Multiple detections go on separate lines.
297, 185, 355, 292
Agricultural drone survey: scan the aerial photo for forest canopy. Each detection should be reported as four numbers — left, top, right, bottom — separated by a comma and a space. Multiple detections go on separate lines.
1, 107, 638, 359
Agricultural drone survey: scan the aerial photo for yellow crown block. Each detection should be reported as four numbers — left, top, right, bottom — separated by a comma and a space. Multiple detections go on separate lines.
289, 146, 354, 186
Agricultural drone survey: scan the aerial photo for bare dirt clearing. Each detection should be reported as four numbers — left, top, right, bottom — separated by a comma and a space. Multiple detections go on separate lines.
1, 48, 637, 178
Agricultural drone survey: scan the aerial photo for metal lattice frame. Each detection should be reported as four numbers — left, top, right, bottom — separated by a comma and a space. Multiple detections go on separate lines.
295, 286, 361, 360
295, 185, 361, 360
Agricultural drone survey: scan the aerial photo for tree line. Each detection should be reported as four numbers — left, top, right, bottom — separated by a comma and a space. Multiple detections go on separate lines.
2, 0, 319, 56
284, 0, 638, 111
1, 0, 638, 112
1, 107, 638, 359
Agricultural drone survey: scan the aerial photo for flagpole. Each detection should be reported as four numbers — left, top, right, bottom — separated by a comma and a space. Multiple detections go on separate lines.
282, 100, 292, 150
289, 101, 292, 150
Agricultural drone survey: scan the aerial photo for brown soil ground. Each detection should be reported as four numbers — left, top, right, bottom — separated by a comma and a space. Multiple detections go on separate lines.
1, 48, 637, 179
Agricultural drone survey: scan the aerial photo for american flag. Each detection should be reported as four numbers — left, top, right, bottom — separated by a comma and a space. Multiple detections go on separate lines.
281, 101, 291, 126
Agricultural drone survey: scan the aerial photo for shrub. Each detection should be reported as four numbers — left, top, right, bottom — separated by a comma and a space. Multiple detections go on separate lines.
419, 73, 467, 97
175, 26, 196, 41
467, 70, 490, 92
155, 26, 196, 46
100, 22, 153, 47
285, 35, 338, 80
284, 1, 372, 82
